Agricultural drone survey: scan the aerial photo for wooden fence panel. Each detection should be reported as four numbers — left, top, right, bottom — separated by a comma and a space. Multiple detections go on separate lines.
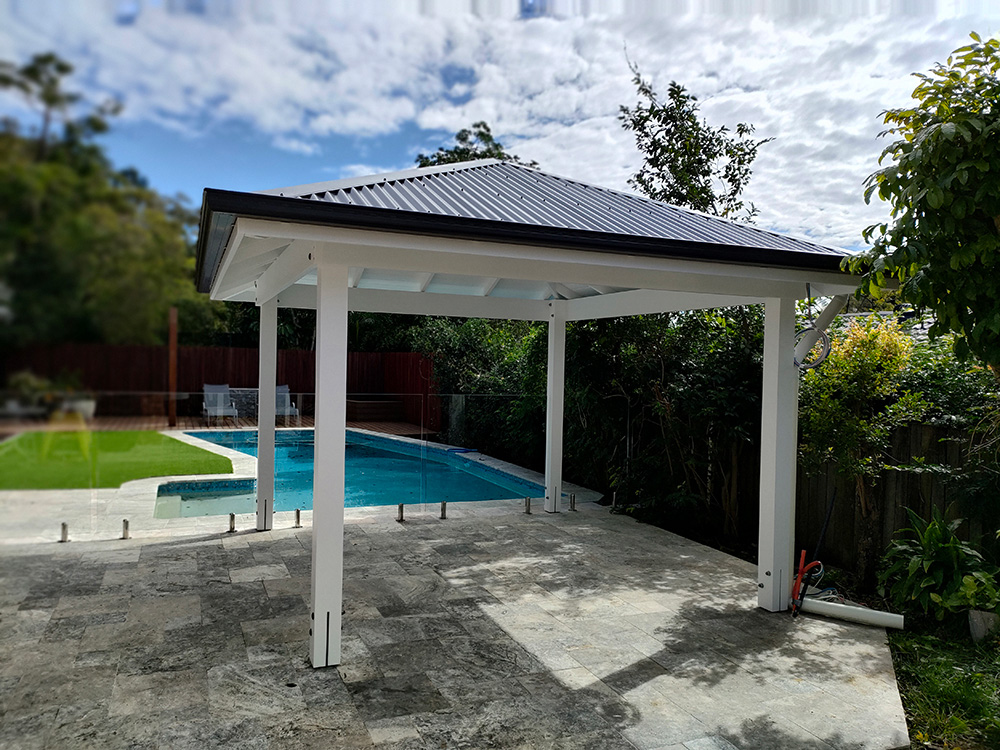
5, 343, 438, 426
795, 424, 989, 572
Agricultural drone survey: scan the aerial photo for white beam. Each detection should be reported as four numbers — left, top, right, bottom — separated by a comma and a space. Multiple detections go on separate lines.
214, 279, 258, 301
256, 297, 277, 531
566, 289, 760, 321
416, 272, 435, 292
549, 282, 582, 299
758, 297, 799, 612
310, 261, 349, 668
227, 244, 289, 283
227, 219, 860, 299
544, 301, 567, 513
270, 284, 551, 320
256, 243, 315, 304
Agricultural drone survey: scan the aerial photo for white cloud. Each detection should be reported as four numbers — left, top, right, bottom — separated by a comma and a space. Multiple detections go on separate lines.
335, 162, 406, 179
1, 1, 998, 249
272, 135, 321, 156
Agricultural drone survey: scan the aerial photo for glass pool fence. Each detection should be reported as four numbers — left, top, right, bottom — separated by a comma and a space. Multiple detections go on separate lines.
0, 390, 549, 512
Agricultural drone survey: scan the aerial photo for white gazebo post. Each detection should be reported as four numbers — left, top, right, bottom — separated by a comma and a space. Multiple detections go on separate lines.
544, 300, 567, 513
310, 259, 349, 668
757, 297, 799, 611
256, 296, 278, 531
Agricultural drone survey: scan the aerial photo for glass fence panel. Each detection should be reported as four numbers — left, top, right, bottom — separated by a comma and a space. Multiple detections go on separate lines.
0, 389, 547, 534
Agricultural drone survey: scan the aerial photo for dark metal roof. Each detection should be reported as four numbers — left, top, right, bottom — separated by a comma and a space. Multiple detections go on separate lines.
197, 160, 849, 293
271, 160, 842, 256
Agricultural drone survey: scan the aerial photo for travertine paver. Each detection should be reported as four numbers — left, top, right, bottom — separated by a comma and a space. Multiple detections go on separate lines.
0, 489, 909, 749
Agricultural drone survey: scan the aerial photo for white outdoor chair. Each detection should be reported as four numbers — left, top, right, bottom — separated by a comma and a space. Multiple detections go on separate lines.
276, 385, 299, 424
203, 384, 238, 426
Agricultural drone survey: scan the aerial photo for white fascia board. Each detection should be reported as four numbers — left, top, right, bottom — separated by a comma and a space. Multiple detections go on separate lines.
254, 242, 316, 304
565, 290, 762, 321
209, 220, 249, 299
230, 219, 859, 300
272, 284, 549, 320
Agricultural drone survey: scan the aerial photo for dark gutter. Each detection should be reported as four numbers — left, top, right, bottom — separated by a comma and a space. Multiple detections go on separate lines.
196, 188, 850, 294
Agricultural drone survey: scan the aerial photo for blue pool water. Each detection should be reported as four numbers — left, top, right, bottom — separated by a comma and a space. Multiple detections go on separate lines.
155, 429, 541, 518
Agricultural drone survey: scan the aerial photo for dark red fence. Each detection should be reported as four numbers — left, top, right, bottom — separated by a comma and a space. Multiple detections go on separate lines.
4, 344, 439, 427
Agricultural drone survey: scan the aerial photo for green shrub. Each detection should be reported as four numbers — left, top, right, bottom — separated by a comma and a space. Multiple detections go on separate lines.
799, 317, 930, 589
880, 507, 1000, 619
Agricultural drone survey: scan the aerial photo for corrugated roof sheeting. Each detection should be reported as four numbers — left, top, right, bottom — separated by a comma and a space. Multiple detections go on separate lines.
294, 161, 841, 256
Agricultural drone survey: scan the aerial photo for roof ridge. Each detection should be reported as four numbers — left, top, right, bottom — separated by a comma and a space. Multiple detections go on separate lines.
255, 158, 503, 198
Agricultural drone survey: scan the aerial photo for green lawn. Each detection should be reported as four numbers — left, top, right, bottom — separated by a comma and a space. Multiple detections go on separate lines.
890, 625, 1000, 749
0, 430, 233, 489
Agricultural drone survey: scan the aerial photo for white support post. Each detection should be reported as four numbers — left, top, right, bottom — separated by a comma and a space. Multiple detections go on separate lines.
256, 297, 278, 532
310, 261, 349, 668
758, 297, 799, 611
544, 301, 567, 513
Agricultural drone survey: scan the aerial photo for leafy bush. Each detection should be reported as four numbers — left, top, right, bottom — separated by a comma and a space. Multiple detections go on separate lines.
898, 331, 996, 427
799, 317, 930, 588
880, 507, 999, 620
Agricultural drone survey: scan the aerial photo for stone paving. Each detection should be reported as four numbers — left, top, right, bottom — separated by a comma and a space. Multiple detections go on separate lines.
0, 487, 910, 749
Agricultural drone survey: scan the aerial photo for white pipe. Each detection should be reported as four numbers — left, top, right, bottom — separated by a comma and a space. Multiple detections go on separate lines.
800, 597, 904, 630
793, 293, 849, 363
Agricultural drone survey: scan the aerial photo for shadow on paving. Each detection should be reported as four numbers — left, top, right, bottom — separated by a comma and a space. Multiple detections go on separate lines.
715, 717, 867, 750
0, 510, 898, 749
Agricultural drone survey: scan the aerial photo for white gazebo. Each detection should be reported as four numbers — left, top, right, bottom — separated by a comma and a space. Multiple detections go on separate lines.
194, 160, 856, 668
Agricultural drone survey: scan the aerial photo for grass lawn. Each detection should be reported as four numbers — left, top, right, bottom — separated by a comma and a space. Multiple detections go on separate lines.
0, 430, 233, 489
890, 624, 1000, 749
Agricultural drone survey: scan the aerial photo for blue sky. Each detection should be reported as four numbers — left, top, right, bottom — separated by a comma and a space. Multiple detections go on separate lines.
1, 0, 998, 250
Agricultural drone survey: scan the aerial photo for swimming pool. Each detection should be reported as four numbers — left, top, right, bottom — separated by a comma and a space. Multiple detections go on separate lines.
155, 429, 543, 518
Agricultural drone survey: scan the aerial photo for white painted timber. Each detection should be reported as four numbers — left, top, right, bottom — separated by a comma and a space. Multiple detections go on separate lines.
758, 297, 799, 612
256, 297, 277, 532
220, 219, 859, 302
310, 262, 349, 668
255, 242, 315, 304
544, 301, 567, 513
565, 289, 760, 321
268, 284, 551, 320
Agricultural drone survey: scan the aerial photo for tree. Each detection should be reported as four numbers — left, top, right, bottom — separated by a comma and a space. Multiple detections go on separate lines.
415, 121, 538, 168
848, 33, 1000, 378
0, 52, 119, 161
0, 52, 223, 349
619, 61, 771, 221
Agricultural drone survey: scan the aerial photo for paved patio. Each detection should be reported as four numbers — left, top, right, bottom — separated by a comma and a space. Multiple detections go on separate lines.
0, 482, 909, 749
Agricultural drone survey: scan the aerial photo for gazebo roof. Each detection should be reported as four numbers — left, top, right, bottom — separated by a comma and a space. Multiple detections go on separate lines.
193, 159, 860, 664
195, 160, 856, 319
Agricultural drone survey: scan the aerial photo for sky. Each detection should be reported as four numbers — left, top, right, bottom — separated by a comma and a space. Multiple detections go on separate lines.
1, 0, 998, 251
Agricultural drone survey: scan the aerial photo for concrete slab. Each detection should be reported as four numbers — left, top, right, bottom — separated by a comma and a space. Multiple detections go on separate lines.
0, 484, 910, 749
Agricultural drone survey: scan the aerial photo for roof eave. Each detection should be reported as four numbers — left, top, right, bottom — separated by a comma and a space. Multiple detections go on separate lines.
196, 188, 850, 294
